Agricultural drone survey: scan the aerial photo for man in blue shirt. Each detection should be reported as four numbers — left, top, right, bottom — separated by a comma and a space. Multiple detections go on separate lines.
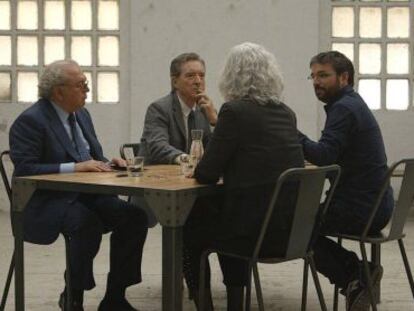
299, 51, 393, 311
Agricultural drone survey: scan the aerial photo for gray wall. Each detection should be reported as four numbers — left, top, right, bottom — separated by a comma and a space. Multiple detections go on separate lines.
129, 0, 320, 142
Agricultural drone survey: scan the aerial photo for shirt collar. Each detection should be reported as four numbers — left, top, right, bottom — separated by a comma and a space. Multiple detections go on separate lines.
50, 101, 71, 124
177, 93, 196, 117
324, 85, 354, 111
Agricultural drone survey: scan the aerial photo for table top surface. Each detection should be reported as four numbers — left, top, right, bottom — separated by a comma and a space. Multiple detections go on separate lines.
16, 165, 215, 191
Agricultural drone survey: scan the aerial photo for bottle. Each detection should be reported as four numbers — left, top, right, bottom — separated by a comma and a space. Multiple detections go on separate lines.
189, 129, 204, 168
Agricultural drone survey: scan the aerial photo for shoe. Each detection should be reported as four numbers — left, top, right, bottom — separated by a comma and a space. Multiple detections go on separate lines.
345, 264, 384, 311
58, 292, 84, 311
97, 297, 138, 311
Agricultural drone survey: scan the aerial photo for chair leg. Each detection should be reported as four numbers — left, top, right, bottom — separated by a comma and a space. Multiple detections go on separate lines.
371, 243, 381, 303
245, 263, 253, 311
309, 255, 328, 311
252, 263, 264, 311
64, 235, 73, 311
0, 251, 15, 311
332, 237, 342, 311
359, 242, 377, 311
398, 239, 414, 300
301, 258, 309, 311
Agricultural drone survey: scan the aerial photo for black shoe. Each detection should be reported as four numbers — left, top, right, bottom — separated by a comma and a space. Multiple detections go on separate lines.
58, 292, 84, 311
345, 265, 383, 311
97, 298, 138, 311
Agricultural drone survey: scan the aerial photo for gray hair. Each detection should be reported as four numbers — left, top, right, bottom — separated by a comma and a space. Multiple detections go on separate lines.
38, 59, 79, 99
218, 42, 284, 104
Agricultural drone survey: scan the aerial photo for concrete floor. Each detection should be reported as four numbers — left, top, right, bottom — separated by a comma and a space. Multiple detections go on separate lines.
0, 211, 413, 311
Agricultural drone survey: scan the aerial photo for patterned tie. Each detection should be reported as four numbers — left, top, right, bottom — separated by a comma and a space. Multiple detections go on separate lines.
68, 113, 91, 161
187, 110, 195, 153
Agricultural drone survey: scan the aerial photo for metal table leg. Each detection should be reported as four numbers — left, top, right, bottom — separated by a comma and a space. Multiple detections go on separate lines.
12, 179, 36, 311
162, 227, 183, 311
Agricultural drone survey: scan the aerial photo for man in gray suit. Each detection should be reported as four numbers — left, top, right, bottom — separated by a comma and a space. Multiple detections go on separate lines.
141, 52, 217, 164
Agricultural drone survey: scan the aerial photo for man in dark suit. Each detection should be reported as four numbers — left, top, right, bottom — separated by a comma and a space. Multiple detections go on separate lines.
9, 60, 148, 311
140, 52, 217, 164
299, 51, 393, 311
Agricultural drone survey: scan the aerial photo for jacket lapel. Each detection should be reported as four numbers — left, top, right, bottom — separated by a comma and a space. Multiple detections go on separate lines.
172, 92, 187, 140
43, 100, 80, 161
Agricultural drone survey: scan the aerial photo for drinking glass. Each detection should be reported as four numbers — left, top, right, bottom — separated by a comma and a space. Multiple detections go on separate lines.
126, 156, 144, 177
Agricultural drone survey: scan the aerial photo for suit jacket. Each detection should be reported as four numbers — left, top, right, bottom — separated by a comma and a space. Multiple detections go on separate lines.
194, 97, 304, 255
140, 91, 212, 164
9, 98, 107, 244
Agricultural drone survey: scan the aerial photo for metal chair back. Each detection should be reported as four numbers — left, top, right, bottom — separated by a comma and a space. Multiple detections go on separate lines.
387, 158, 414, 240
0, 150, 12, 203
253, 165, 341, 261
119, 143, 140, 160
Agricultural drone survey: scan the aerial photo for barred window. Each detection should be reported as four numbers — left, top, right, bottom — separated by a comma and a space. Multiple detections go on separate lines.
0, 0, 120, 104
326, 0, 413, 111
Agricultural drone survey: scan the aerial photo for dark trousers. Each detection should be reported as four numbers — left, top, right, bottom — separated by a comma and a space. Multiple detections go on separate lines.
183, 197, 250, 291
60, 194, 148, 290
313, 198, 390, 289
183, 196, 287, 292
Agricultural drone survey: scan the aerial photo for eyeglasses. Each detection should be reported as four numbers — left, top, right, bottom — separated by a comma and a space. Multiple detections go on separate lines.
307, 72, 335, 82
59, 80, 89, 89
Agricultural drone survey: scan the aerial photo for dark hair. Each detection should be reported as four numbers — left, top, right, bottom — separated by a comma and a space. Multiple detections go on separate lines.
170, 52, 205, 76
310, 51, 354, 86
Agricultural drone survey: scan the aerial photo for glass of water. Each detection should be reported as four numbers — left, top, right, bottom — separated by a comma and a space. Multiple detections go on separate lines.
126, 156, 144, 177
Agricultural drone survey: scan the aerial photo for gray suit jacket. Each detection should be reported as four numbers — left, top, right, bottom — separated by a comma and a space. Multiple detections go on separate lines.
140, 91, 212, 164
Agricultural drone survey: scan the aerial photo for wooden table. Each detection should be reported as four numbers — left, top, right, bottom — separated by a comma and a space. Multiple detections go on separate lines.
11, 165, 222, 311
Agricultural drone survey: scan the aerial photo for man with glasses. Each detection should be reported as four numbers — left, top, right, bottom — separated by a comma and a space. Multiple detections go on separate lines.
299, 51, 394, 311
9, 60, 148, 311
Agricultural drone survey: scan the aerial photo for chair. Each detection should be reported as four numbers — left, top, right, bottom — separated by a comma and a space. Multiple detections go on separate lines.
330, 158, 414, 311
199, 165, 341, 311
119, 143, 140, 160
0, 150, 74, 311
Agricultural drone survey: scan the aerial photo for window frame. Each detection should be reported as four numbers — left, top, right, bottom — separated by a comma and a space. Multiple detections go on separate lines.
319, 0, 414, 111
0, 0, 122, 104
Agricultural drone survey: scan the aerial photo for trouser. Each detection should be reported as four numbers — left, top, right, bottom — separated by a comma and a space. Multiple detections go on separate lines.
183, 196, 287, 291
313, 198, 390, 289
61, 194, 148, 290
183, 197, 249, 291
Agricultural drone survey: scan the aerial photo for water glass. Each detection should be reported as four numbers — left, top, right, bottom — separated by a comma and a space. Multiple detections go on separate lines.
126, 156, 144, 177
180, 155, 195, 177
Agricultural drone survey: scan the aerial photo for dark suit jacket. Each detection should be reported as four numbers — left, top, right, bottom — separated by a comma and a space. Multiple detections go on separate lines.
140, 91, 212, 164
194, 97, 304, 255
9, 99, 107, 244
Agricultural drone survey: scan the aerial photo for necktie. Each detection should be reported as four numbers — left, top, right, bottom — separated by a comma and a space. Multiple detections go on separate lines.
68, 113, 91, 161
187, 110, 195, 153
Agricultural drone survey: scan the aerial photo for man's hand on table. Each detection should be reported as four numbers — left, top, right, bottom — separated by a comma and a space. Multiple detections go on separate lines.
110, 157, 127, 168
75, 160, 112, 172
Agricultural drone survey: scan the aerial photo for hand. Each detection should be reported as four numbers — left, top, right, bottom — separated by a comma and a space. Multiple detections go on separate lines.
196, 92, 217, 126
75, 160, 112, 172
111, 157, 127, 167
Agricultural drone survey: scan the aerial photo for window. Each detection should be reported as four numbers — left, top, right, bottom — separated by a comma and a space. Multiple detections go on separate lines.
0, 0, 120, 104
326, 0, 413, 111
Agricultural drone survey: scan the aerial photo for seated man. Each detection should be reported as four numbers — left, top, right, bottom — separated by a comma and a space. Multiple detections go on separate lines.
138, 52, 218, 297
140, 52, 217, 164
299, 51, 394, 311
9, 60, 148, 311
